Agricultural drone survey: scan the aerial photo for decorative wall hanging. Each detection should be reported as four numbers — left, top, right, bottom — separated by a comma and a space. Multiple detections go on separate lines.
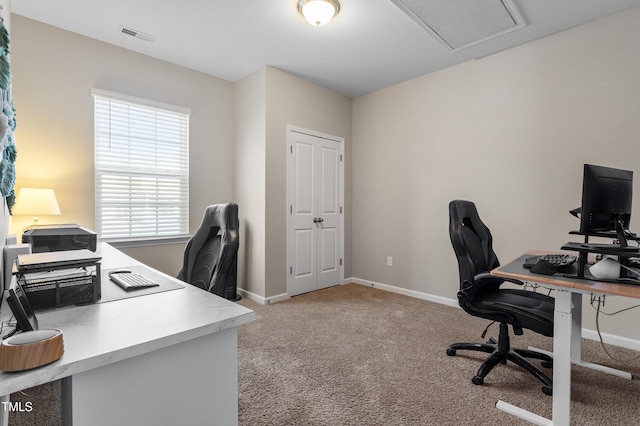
0, 13, 17, 213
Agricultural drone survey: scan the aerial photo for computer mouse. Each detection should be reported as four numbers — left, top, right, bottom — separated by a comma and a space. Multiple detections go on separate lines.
589, 257, 620, 280
530, 259, 558, 276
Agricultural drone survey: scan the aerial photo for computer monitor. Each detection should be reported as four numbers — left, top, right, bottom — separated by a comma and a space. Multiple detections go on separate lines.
580, 164, 633, 246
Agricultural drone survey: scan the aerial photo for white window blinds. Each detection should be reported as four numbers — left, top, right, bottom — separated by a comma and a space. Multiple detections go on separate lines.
93, 89, 190, 242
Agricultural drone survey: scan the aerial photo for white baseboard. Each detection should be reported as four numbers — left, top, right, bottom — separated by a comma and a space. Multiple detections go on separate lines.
581, 328, 640, 351
347, 277, 640, 351
237, 288, 290, 305
347, 277, 459, 308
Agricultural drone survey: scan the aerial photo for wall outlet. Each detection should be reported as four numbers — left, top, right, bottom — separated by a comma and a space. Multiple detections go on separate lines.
386, 256, 393, 267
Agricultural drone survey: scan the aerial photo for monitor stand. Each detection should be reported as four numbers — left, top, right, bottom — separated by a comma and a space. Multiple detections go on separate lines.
616, 219, 629, 248
562, 223, 640, 279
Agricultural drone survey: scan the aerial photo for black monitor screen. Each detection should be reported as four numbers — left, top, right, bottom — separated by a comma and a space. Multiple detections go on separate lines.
580, 164, 633, 240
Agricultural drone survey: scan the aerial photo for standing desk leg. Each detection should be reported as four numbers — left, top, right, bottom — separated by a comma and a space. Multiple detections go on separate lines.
570, 291, 583, 364
495, 289, 582, 425
531, 290, 631, 380
553, 290, 581, 426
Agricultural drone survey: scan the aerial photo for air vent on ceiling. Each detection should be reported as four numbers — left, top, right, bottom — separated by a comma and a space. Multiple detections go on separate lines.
389, 0, 525, 51
119, 26, 155, 42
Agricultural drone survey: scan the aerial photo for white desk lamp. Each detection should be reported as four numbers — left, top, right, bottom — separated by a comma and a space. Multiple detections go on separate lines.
12, 187, 61, 225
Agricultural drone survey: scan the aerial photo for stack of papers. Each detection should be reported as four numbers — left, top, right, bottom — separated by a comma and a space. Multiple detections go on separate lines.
21, 267, 94, 289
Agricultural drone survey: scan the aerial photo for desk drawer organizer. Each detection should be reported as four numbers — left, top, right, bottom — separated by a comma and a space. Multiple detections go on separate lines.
16, 250, 102, 311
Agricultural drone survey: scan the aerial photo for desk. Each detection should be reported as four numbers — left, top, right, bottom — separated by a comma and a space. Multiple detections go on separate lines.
0, 243, 255, 426
492, 250, 640, 426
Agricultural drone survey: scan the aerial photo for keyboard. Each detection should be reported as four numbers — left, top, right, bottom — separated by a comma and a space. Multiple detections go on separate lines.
109, 271, 159, 290
523, 254, 577, 272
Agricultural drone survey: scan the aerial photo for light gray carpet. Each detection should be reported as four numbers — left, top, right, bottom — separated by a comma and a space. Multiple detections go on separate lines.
237, 284, 640, 425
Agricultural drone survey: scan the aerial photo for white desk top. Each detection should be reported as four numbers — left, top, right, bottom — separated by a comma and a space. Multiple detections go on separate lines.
0, 243, 255, 396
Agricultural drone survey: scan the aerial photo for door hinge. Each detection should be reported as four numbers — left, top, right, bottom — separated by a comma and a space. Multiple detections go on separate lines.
340, 258, 343, 266
290, 145, 293, 154
290, 205, 293, 215
340, 154, 343, 162
340, 206, 342, 214
290, 266, 293, 275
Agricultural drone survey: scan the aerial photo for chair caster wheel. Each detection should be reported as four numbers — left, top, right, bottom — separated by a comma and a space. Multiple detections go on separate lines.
472, 376, 484, 386
542, 386, 552, 396
446, 348, 456, 356
541, 361, 553, 369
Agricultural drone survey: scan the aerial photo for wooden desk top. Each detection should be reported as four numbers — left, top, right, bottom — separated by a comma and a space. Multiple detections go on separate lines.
493, 250, 640, 300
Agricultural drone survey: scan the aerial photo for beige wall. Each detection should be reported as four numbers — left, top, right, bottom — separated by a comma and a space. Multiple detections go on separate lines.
264, 66, 352, 299
10, 16, 235, 276
234, 66, 352, 300
352, 7, 640, 342
234, 68, 267, 297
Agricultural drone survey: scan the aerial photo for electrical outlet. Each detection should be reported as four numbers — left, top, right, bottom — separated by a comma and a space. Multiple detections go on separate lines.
386, 256, 393, 267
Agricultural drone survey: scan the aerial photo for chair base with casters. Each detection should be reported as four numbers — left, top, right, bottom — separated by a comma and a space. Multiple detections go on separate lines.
446, 323, 553, 396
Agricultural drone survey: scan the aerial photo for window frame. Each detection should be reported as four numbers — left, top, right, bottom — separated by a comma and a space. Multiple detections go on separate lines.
92, 89, 191, 246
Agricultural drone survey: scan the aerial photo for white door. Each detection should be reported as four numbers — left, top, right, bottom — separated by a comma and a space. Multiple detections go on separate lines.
287, 126, 344, 297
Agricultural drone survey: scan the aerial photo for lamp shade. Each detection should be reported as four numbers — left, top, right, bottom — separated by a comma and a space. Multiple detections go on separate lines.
12, 188, 61, 223
298, 0, 340, 26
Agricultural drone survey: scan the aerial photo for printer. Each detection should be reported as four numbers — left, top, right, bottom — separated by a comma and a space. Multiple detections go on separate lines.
22, 224, 97, 253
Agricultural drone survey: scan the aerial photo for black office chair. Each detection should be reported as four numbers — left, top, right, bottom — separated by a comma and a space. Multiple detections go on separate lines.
447, 200, 554, 395
177, 203, 241, 301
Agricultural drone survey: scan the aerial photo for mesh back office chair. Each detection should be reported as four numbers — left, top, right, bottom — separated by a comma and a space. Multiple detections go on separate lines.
447, 200, 554, 395
177, 203, 240, 301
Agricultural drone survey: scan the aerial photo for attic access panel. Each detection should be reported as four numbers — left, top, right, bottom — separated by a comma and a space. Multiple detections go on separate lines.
390, 0, 525, 51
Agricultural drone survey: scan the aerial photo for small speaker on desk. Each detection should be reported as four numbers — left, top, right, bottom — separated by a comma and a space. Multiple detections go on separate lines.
589, 257, 621, 280
0, 329, 64, 372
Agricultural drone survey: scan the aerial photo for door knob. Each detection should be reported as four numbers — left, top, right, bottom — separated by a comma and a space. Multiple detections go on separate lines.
313, 217, 324, 223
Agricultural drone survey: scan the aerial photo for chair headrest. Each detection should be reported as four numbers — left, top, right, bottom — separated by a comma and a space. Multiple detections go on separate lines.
202, 203, 239, 232
449, 200, 499, 275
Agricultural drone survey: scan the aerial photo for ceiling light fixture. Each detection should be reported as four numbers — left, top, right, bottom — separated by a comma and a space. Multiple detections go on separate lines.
298, 0, 340, 27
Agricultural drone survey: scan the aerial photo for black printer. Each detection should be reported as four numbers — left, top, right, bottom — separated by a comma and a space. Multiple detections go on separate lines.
22, 225, 97, 253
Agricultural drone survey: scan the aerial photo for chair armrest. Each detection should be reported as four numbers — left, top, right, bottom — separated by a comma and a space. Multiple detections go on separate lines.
459, 272, 524, 324
473, 272, 523, 287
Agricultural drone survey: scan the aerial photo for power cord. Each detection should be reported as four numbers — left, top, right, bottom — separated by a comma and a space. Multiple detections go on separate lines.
18, 383, 49, 398
523, 281, 554, 296
1, 312, 19, 339
590, 295, 640, 363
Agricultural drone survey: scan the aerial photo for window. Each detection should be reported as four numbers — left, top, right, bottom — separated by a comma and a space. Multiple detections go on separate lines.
93, 89, 190, 243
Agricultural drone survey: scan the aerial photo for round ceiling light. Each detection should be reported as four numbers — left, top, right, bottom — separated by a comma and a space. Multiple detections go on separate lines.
297, 0, 341, 27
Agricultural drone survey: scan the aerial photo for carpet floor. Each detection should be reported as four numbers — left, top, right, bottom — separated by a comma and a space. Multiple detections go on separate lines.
237, 284, 640, 425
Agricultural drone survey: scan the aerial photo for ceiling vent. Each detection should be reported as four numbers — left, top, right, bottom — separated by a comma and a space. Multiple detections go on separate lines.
119, 26, 155, 42
389, 0, 525, 51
